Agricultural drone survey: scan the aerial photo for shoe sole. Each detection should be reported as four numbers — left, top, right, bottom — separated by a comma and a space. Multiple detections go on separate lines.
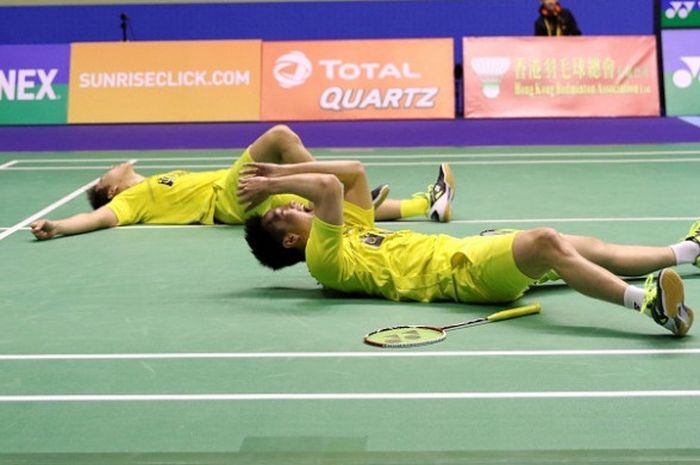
659, 268, 694, 337
440, 163, 455, 222
441, 163, 456, 201
372, 185, 390, 209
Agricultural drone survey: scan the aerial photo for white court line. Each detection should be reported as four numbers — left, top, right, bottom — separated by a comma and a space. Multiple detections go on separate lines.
399, 216, 696, 225
0, 217, 693, 232
362, 158, 700, 167
7, 158, 700, 171
1, 390, 700, 403
0, 160, 17, 170
12, 149, 700, 164
0, 159, 138, 242
0, 225, 231, 231
2, 348, 700, 361
0, 178, 100, 241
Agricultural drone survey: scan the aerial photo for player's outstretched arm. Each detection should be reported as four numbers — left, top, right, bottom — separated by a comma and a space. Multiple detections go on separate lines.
238, 172, 343, 226
241, 160, 372, 210
31, 206, 118, 241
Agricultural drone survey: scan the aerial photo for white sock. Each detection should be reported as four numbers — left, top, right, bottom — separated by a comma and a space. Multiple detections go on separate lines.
623, 285, 645, 312
670, 241, 700, 265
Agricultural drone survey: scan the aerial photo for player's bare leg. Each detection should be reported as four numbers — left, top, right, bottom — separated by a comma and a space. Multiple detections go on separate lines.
513, 228, 694, 336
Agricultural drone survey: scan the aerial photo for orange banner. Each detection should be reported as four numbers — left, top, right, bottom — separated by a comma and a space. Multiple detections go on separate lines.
262, 39, 454, 121
68, 40, 261, 123
463, 36, 660, 118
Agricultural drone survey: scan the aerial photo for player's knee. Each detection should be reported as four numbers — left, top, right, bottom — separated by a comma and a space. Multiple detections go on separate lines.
266, 124, 300, 146
530, 227, 571, 262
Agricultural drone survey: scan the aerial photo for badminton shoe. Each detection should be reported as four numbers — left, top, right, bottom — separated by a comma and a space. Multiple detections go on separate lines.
684, 219, 700, 268
371, 184, 390, 209
642, 268, 694, 337
426, 163, 456, 223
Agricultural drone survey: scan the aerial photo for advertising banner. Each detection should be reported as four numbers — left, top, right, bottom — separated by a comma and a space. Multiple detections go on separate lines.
662, 30, 700, 116
68, 40, 261, 123
0, 44, 70, 125
662, 1, 700, 28
261, 38, 454, 121
463, 36, 660, 118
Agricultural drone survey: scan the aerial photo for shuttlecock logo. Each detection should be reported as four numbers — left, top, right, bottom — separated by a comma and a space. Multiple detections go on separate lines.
665, 1, 699, 19
673, 56, 700, 88
470, 57, 511, 99
273, 51, 312, 89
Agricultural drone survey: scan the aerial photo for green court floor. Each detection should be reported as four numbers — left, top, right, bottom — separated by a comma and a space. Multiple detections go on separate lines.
1, 144, 700, 464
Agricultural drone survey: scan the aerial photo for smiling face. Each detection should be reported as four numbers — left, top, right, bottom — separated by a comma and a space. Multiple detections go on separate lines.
261, 201, 314, 249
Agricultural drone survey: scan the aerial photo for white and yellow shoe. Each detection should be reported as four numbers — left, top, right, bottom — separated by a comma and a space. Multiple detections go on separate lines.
642, 268, 694, 337
426, 163, 456, 223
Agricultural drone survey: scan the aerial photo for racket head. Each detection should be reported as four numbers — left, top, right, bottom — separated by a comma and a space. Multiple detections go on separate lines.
364, 325, 446, 348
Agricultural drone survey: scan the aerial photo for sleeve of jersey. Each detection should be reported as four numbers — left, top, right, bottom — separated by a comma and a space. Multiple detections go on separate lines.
342, 201, 374, 228
105, 191, 143, 226
305, 216, 345, 283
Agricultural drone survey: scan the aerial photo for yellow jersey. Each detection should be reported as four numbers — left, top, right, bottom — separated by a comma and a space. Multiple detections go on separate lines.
305, 201, 468, 303
107, 170, 227, 226
305, 201, 536, 304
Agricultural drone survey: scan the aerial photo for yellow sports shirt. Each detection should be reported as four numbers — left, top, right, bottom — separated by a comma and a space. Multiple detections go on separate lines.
107, 170, 226, 226
305, 201, 536, 304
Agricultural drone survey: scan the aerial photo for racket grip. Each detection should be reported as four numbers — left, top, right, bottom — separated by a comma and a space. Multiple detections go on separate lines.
487, 303, 541, 322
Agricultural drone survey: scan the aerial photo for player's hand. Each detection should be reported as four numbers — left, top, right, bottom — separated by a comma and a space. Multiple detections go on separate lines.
237, 176, 274, 212
30, 219, 58, 241
240, 162, 287, 179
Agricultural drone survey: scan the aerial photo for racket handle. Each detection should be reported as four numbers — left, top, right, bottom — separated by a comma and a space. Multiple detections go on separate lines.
487, 303, 541, 322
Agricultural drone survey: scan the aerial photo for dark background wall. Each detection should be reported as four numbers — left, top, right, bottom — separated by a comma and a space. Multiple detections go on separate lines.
0, 0, 654, 48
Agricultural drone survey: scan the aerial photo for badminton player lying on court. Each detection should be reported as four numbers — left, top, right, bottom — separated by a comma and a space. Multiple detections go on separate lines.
240, 159, 697, 337
30, 125, 451, 240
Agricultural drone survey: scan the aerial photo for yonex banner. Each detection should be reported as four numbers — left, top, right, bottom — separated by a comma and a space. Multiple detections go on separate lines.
463, 36, 660, 118
662, 1, 700, 28
261, 39, 454, 121
0, 44, 70, 125
662, 30, 700, 116
68, 40, 261, 123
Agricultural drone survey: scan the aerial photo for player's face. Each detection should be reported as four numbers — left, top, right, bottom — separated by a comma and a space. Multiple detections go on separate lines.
98, 163, 133, 191
262, 202, 312, 244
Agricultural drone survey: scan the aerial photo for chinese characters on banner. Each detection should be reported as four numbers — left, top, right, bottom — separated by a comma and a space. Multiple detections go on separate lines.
463, 36, 660, 118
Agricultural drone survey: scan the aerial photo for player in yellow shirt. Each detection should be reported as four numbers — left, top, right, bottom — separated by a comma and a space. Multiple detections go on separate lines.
240, 159, 696, 337
30, 125, 449, 240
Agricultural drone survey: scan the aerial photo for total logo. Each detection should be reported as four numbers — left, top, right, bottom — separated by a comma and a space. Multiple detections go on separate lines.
273, 51, 312, 89
672, 56, 700, 88
665, 1, 700, 19
0, 69, 59, 101
272, 50, 437, 111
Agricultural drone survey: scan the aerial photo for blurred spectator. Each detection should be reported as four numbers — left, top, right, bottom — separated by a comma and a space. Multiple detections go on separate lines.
535, 0, 582, 36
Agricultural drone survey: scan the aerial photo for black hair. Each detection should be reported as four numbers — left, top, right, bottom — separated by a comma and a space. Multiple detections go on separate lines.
86, 184, 111, 210
244, 215, 305, 270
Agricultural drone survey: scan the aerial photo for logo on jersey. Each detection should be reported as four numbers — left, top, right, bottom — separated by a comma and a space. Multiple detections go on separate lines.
158, 176, 175, 187
360, 233, 386, 247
